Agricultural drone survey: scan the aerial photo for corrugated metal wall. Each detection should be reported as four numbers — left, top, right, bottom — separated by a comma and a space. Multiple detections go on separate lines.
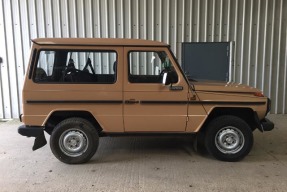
0, 0, 287, 118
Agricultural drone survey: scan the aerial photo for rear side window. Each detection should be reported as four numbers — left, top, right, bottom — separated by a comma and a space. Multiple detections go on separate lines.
33, 50, 117, 84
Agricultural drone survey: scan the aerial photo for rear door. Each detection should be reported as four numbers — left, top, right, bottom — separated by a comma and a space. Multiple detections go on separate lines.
123, 47, 189, 132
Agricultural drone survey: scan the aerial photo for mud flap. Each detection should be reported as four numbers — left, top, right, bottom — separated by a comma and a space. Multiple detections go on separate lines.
193, 132, 207, 153
32, 131, 47, 151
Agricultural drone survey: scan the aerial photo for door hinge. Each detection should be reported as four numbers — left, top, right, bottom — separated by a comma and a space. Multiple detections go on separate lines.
190, 95, 196, 100
188, 92, 196, 100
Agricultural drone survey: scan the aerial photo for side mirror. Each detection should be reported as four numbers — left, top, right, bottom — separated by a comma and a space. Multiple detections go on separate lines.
162, 71, 178, 85
0, 57, 2, 64
162, 72, 170, 85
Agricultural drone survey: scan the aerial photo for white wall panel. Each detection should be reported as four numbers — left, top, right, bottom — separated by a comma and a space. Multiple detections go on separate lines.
0, 0, 287, 118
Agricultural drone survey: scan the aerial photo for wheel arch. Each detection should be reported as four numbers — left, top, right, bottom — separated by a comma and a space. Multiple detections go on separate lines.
198, 107, 257, 133
44, 110, 102, 135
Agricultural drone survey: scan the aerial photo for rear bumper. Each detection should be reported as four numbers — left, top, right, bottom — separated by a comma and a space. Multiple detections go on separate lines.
18, 125, 47, 150
18, 125, 44, 137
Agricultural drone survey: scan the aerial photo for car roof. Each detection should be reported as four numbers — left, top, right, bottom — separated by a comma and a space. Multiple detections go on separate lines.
32, 38, 168, 47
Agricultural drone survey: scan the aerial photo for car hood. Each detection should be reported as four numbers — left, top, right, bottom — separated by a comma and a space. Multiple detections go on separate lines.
190, 80, 261, 93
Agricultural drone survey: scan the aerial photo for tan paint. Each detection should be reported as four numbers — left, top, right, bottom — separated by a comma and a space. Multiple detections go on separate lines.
23, 44, 124, 132
123, 46, 190, 132
186, 115, 207, 132
33, 38, 168, 47
22, 38, 269, 134
196, 91, 268, 120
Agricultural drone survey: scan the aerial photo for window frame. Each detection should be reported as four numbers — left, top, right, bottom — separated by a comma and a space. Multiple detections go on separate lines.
127, 50, 178, 84
32, 49, 118, 84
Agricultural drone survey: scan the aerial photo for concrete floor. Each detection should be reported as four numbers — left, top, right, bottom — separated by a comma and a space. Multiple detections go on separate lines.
0, 114, 286, 192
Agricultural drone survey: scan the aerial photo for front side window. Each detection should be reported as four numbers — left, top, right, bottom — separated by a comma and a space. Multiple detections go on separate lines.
128, 51, 178, 83
34, 50, 117, 84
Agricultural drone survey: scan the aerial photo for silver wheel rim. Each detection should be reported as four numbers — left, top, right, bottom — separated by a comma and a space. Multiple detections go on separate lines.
215, 126, 245, 154
59, 128, 89, 157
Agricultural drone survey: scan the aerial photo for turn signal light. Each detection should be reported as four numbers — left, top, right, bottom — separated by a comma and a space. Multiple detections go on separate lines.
254, 92, 264, 97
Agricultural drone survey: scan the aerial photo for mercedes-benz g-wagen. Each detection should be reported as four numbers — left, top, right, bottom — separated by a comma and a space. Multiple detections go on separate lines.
18, 38, 274, 164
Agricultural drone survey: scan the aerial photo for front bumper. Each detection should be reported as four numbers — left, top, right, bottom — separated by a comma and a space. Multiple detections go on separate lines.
255, 116, 274, 132
260, 118, 274, 131
18, 125, 47, 150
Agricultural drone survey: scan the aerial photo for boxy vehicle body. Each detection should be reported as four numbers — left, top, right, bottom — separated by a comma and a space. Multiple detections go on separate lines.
18, 38, 274, 164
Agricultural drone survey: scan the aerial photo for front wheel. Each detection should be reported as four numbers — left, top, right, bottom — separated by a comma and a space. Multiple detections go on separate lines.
50, 117, 99, 164
205, 115, 253, 162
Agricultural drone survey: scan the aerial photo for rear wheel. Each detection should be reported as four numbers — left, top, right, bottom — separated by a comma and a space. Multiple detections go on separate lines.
50, 117, 99, 164
205, 115, 253, 162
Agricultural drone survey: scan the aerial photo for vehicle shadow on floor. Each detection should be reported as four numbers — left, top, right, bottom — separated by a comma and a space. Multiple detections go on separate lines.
89, 136, 212, 164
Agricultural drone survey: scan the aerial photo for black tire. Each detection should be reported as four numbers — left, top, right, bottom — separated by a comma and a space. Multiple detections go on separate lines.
204, 115, 253, 162
50, 117, 99, 164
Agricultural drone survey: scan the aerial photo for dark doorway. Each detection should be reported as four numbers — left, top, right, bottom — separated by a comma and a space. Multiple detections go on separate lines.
182, 42, 231, 82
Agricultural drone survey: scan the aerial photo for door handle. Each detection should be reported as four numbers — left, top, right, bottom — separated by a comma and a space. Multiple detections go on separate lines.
125, 99, 140, 104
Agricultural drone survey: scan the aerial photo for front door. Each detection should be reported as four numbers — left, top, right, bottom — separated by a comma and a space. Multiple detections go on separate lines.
123, 47, 189, 132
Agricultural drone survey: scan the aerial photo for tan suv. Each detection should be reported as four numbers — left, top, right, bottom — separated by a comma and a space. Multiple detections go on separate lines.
18, 38, 274, 164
